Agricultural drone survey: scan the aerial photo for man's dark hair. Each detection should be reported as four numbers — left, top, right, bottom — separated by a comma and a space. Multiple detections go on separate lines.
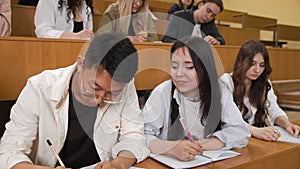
202, 0, 224, 12
84, 32, 138, 83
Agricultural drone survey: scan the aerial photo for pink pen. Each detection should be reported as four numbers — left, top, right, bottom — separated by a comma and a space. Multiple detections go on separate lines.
79, 13, 89, 30
180, 117, 194, 142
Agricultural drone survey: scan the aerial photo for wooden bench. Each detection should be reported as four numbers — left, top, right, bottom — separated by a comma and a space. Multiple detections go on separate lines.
272, 79, 300, 111
11, 4, 36, 37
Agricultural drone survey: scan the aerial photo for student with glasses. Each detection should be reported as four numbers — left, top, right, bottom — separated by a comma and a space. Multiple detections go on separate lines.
0, 33, 149, 169
162, 0, 225, 45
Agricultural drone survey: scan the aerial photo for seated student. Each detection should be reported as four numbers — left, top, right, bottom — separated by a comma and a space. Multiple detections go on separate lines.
0, 0, 11, 36
162, 0, 225, 45
167, 0, 195, 20
0, 33, 149, 169
34, 0, 94, 39
143, 37, 249, 161
98, 0, 157, 42
220, 40, 300, 142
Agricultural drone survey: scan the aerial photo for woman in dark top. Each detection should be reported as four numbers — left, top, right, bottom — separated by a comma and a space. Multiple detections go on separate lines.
34, 0, 94, 39
168, 0, 195, 20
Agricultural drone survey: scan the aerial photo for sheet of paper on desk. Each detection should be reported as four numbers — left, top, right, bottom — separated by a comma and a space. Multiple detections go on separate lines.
275, 126, 300, 144
150, 150, 240, 168
80, 164, 144, 169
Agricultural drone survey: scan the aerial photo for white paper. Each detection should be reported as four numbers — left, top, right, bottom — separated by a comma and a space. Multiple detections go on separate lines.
275, 126, 300, 144
80, 164, 145, 169
80, 164, 97, 169
150, 150, 240, 168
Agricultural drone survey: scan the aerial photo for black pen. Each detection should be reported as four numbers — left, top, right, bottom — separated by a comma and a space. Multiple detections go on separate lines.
46, 139, 66, 168
199, 153, 212, 159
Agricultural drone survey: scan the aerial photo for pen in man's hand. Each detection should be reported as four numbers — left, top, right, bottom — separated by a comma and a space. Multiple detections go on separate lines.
46, 139, 66, 168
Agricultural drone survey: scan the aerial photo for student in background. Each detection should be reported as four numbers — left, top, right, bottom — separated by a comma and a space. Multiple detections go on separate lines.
143, 37, 249, 161
0, 0, 11, 36
0, 33, 149, 169
34, 0, 94, 39
98, 0, 157, 42
167, 0, 195, 20
162, 0, 225, 45
220, 40, 300, 142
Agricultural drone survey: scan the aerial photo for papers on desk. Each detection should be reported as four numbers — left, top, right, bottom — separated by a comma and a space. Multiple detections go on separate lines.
275, 126, 300, 144
150, 150, 241, 168
80, 163, 144, 169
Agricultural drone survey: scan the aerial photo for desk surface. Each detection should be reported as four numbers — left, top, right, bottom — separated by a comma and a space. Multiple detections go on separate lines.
134, 121, 300, 169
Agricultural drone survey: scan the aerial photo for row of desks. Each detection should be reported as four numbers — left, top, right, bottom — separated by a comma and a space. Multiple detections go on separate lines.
1, 36, 300, 168
1, 36, 300, 101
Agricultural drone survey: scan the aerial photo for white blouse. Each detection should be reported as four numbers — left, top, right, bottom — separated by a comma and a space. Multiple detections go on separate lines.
34, 0, 93, 38
143, 80, 250, 150
220, 73, 288, 125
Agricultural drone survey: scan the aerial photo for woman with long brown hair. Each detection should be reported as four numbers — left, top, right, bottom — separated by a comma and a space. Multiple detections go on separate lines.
220, 40, 300, 141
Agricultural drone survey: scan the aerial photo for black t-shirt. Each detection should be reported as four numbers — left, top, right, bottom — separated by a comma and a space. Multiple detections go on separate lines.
73, 21, 84, 33
56, 84, 100, 168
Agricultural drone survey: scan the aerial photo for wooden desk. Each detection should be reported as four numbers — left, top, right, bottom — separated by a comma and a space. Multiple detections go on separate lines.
265, 24, 300, 47
134, 121, 300, 169
1, 37, 300, 101
215, 9, 246, 25
233, 14, 277, 30
217, 25, 259, 46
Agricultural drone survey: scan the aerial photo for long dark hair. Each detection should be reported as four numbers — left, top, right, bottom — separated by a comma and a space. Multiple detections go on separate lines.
178, 0, 195, 10
58, 0, 94, 23
169, 37, 221, 136
232, 40, 272, 127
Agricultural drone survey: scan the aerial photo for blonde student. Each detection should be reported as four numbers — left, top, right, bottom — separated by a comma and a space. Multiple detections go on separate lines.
98, 0, 157, 42
220, 40, 300, 141
143, 37, 250, 161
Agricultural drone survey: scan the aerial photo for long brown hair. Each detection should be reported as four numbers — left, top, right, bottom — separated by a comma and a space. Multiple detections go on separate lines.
232, 40, 272, 127
178, 0, 195, 10
58, 0, 94, 23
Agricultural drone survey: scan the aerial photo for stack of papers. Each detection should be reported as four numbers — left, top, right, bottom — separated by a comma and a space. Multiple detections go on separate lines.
150, 150, 241, 168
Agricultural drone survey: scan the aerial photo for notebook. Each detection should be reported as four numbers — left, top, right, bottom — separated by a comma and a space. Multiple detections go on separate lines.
274, 126, 300, 144
150, 150, 241, 169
